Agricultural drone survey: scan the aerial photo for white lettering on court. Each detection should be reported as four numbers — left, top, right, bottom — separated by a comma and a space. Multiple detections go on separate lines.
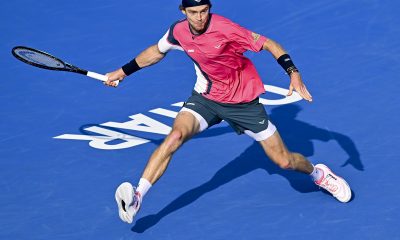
54, 85, 301, 150
102, 113, 172, 135
54, 126, 150, 150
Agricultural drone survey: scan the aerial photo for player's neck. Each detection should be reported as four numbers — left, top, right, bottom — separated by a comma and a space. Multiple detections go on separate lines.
189, 25, 204, 35
189, 14, 212, 36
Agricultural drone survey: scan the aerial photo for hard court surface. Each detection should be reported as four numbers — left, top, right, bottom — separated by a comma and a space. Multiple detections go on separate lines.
1, 0, 399, 239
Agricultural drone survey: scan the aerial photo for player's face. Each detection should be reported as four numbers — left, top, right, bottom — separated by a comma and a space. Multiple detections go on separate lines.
183, 5, 210, 34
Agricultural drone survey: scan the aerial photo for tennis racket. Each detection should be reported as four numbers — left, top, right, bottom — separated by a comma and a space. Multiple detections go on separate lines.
12, 46, 119, 86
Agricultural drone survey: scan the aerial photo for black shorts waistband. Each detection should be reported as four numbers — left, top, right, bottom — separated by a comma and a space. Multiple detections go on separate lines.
191, 91, 259, 107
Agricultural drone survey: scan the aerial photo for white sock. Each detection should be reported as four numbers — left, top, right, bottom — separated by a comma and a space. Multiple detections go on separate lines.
310, 165, 323, 182
136, 178, 152, 198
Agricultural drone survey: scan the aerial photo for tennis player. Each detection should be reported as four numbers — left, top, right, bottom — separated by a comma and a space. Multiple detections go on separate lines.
106, 0, 352, 224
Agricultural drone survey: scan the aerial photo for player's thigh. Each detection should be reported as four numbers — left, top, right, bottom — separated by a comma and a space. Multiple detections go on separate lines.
171, 110, 201, 140
179, 92, 222, 134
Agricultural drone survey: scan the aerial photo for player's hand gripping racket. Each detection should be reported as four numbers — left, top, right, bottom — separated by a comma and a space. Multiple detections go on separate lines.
12, 46, 119, 86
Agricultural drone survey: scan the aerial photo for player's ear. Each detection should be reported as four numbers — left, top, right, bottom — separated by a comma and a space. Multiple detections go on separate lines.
179, 5, 186, 15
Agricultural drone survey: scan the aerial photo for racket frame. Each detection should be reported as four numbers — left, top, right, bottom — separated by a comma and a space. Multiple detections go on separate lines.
12, 46, 118, 86
12, 46, 86, 74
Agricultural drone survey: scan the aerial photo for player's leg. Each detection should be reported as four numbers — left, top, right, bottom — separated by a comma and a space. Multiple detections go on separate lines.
218, 99, 351, 203
258, 130, 314, 174
258, 127, 351, 203
115, 110, 201, 224
115, 92, 221, 224
142, 110, 201, 184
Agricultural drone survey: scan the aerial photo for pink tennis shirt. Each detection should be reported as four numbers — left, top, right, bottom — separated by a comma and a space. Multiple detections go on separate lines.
158, 14, 267, 104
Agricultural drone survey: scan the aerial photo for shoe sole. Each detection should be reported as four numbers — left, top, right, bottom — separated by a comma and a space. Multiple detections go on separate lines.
115, 182, 135, 223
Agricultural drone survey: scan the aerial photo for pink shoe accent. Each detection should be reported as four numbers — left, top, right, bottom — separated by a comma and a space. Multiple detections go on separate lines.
314, 164, 352, 203
132, 191, 142, 210
314, 167, 325, 185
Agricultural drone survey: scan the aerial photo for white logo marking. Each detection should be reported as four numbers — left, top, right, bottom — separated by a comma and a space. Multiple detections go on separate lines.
188, 49, 195, 53
259, 119, 265, 124
214, 44, 222, 49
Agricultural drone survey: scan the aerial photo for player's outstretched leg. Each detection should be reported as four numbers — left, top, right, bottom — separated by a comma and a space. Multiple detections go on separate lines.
115, 182, 142, 224
313, 164, 352, 203
259, 130, 352, 203
114, 111, 201, 223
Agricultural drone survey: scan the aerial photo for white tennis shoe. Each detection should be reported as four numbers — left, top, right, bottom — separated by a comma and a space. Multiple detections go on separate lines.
314, 164, 352, 203
115, 182, 142, 224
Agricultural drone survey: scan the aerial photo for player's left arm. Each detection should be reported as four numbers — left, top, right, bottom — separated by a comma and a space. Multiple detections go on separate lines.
262, 39, 313, 102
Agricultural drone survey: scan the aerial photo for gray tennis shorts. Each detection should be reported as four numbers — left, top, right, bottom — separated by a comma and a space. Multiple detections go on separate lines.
181, 91, 276, 141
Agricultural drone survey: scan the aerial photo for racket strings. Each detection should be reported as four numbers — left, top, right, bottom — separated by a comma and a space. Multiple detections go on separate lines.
14, 48, 65, 69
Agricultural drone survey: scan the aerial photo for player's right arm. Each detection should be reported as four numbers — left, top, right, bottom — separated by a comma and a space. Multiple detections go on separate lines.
105, 44, 165, 86
136, 44, 166, 67
105, 23, 183, 87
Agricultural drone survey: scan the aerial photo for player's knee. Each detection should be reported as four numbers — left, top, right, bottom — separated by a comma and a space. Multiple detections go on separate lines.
276, 154, 293, 170
164, 129, 183, 152
278, 159, 291, 169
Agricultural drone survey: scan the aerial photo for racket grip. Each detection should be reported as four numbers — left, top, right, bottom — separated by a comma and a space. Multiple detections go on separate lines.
87, 71, 119, 87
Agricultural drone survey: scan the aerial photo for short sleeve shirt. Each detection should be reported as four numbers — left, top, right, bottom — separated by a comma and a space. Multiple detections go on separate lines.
158, 14, 267, 104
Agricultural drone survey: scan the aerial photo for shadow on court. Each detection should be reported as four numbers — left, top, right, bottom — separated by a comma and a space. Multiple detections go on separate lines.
270, 105, 363, 171
131, 104, 363, 233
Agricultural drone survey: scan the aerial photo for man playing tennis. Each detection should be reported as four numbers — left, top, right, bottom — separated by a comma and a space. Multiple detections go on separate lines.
106, 0, 352, 224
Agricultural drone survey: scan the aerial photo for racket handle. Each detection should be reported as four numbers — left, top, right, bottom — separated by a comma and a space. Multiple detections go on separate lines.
87, 71, 119, 87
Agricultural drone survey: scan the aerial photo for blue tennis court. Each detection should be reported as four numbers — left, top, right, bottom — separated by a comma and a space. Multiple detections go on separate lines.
1, 0, 399, 239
